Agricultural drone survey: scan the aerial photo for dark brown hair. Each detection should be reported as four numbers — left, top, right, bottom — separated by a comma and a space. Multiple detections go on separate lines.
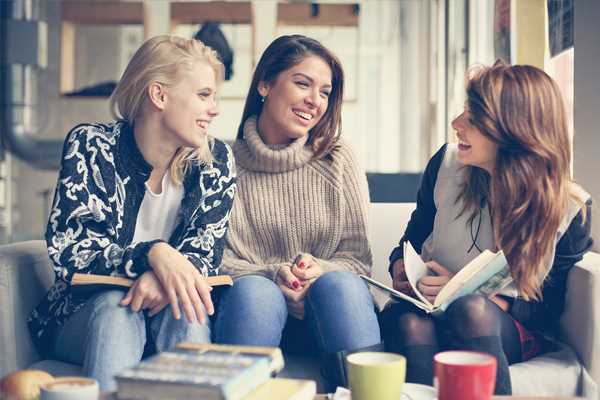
458, 60, 583, 300
237, 35, 344, 158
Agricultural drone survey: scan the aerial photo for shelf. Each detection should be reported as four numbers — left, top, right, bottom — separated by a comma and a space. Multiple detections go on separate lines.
277, 3, 359, 27
59, 1, 148, 94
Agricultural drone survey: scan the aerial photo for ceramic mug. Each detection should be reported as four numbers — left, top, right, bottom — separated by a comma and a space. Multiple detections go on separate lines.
434, 350, 497, 400
346, 351, 406, 400
40, 376, 99, 400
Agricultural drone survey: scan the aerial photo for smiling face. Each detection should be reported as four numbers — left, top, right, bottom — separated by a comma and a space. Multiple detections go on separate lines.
257, 55, 332, 145
160, 62, 219, 148
451, 105, 498, 173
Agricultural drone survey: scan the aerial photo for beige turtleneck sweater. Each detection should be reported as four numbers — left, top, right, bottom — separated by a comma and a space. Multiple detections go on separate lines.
221, 116, 373, 280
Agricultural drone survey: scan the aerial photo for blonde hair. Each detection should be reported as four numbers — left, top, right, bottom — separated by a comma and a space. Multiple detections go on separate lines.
458, 60, 585, 300
109, 35, 224, 184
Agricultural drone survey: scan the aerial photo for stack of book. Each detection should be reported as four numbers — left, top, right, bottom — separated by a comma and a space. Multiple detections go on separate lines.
115, 344, 284, 400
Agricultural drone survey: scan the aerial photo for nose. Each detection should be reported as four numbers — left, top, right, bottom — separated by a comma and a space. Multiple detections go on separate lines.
304, 89, 321, 108
451, 110, 466, 130
208, 99, 220, 117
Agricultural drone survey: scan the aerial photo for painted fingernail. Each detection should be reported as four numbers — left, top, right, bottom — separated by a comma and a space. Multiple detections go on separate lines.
292, 281, 300, 289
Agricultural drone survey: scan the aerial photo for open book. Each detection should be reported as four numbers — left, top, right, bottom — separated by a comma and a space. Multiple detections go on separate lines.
361, 242, 512, 315
71, 273, 233, 296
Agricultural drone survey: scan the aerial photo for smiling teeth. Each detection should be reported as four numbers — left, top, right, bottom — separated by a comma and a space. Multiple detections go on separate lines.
295, 111, 313, 120
459, 140, 470, 147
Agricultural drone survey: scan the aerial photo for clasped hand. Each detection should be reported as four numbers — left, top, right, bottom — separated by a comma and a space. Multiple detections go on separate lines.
121, 242, 214, 324
276, 253, 323, 319
392, 258, 452, 304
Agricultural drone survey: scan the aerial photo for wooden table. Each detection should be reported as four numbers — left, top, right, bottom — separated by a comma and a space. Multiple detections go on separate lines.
313, 397, 581, 400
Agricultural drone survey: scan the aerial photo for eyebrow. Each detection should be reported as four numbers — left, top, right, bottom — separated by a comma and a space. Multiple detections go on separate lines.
291, 72, 332, 89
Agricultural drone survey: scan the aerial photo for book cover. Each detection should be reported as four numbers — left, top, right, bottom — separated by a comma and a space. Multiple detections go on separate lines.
176, 342, 285, 375
115, 348, 271, 400
70, 273, 232, 296
361, 242, 512, 315
243, 378, 316, 400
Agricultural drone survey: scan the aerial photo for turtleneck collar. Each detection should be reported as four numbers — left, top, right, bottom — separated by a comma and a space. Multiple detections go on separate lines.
233, 115, 314, 173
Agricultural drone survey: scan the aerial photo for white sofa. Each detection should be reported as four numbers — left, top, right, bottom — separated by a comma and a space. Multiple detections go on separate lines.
1, 203, 599, 397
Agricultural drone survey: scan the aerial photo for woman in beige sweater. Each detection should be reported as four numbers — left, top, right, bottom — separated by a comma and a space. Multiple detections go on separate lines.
213, 35, 381, 388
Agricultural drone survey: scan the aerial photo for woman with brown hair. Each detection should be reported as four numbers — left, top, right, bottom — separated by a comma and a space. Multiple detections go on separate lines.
213, 35, 381, 389
381, 61, 593, 394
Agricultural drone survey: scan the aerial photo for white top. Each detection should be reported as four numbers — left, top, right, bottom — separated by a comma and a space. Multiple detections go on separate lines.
132, 173, 184, 244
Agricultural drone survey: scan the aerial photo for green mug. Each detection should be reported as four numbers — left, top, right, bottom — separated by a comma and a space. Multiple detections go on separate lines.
347, 352, 406, 400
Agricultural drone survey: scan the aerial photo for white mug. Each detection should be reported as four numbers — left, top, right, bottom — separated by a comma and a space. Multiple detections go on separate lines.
40, 376, 99, 400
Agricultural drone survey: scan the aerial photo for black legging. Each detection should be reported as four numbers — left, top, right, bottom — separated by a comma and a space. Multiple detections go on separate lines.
380, 294, 522, 395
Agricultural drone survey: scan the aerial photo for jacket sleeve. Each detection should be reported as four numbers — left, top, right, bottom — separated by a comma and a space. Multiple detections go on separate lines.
46, 124, 163, 282
175, 141, 236, 277
311, 144, 373, 276
388, 144, 446, 276
509, 199, 593, 331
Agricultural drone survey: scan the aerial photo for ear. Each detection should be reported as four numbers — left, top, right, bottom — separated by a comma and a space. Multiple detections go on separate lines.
148, 82, 167, 111
257, 81, 270, 98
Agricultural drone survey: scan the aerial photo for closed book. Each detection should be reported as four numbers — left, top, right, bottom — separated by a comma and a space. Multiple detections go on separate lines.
70, 273, 232, 296
176, 342, 285, 375
243, 378, 316, 400
116, 348, 271, 400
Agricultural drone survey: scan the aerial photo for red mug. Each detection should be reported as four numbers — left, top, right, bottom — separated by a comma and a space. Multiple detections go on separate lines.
434, 351, 497, 400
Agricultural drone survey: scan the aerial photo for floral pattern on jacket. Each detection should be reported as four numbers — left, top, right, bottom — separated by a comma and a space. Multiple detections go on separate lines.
28, 121, 236, 356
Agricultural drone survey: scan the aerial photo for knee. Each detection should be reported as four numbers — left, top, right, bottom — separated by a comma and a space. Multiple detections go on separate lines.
444, 294, 492, 326
224, 275, 286, 314
88, 290, 145, 334
395, 312, 436, 340
308, 271, 372, 304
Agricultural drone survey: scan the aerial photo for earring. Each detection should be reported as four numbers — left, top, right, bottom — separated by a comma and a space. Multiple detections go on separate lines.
261, 96, 265, 103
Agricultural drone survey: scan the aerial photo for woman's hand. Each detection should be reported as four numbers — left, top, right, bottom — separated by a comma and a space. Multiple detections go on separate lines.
147, 242, 213, 324
120, 271, 170, 317
290, 253, 323, 283
392, 259, 414, 295
277, 264, 310, 319
490, 295, 510, 311
417, 261, 452, 304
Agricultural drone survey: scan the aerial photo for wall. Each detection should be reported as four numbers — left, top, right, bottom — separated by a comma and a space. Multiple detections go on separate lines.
574, 0, 600, 250
10, 0, 436, 241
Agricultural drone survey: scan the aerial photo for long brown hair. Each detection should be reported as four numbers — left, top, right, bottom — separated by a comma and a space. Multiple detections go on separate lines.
458, 61, 583, 300
237, 34, 344, 158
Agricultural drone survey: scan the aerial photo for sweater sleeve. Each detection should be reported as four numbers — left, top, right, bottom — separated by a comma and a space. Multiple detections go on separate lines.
509, 199, 593, 331
311, 143, 373, 276
220, 247, 292, 280
388, 144, 447, 276
175, 141, 236, 277
46, 124, 163, 282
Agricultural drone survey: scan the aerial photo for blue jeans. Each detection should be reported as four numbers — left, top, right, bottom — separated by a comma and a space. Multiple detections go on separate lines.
54, 290, 211, 391
214, 271, 381, 355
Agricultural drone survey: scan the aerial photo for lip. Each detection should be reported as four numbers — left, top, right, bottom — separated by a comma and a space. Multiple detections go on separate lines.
196, 119, 210, 129
292, 108, 317, 127
291, 110, 314, 127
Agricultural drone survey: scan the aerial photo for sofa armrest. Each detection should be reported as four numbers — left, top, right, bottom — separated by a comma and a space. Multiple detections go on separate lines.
560, 251, 600, 388
0, 240, 53, 376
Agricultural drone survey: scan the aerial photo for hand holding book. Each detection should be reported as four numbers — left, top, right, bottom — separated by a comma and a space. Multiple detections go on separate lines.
417, 261, 452, 304
362, 241, 512, 315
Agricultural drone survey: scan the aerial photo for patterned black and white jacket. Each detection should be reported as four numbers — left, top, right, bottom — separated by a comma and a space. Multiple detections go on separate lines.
28, 121, 236, 356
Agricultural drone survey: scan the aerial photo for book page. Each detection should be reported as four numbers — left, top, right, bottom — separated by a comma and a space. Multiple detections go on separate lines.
360, 275, 433, 313
434, 250, 510, 309
403, 242, 434, 308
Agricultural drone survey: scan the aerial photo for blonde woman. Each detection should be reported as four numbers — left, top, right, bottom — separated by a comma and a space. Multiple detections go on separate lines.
381, 61, 592, 394
28, 36, 236, 390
